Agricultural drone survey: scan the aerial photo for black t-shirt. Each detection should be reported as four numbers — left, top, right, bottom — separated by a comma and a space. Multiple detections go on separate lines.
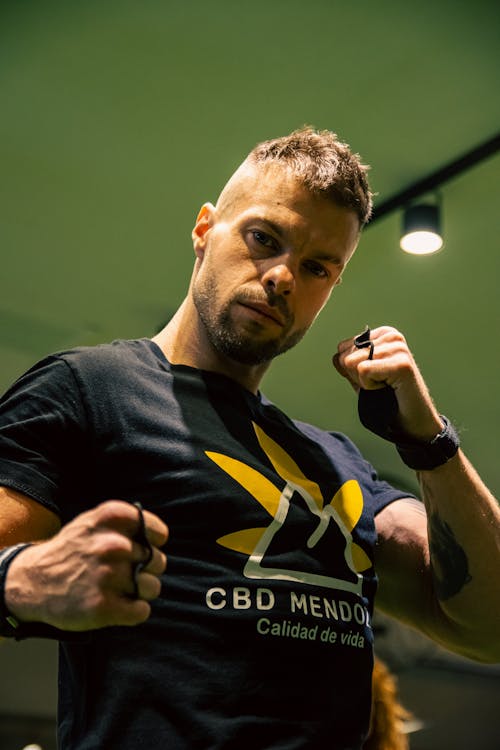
0, 339, 411, 749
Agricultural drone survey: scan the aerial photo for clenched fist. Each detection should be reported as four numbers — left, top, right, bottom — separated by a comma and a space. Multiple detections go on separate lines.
333, 326, 443, 442
5, 500, 168, 631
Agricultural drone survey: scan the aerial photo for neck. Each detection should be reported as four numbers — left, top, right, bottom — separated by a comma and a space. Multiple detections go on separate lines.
151, 297, 270, 394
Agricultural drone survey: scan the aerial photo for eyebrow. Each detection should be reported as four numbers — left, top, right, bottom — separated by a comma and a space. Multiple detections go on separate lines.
258, 218, 286, 239
312, 251, 345, 266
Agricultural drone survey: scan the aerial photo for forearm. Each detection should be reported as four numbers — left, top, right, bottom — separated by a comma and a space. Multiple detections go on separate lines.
417, 449, 500, 661
335, 326, 500, 661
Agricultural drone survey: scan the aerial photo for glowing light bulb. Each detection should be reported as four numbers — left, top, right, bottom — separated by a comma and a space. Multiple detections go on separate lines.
400, 229, 443, 255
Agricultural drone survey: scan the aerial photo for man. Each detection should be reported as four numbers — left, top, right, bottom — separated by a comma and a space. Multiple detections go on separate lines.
0, 127, 498, 749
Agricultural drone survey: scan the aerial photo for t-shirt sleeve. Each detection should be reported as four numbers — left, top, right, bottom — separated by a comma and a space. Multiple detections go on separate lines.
0, 355, 90, 516
329, 429, 418, 514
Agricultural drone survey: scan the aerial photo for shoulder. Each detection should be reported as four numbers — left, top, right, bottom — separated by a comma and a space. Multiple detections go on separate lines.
1, 339, 165, 423
21, 338, 167, 394
54, 338, 161, 374
4, 339, 158, 388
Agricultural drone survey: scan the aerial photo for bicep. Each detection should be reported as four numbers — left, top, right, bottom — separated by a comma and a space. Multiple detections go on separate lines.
0, 485, 61, 546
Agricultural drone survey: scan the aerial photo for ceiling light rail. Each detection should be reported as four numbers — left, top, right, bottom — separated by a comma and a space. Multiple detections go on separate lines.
367, 131, 499, 256
369, 131, 500, 225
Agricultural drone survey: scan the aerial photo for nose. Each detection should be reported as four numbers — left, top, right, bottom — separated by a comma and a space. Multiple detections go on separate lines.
261, 260, 295, 297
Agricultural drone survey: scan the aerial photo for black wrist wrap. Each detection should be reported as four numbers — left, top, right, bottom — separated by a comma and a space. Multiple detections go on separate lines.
358, 387, 460, 471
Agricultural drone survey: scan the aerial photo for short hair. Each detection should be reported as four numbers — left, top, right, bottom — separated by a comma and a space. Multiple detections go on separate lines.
247, 126, 373, 226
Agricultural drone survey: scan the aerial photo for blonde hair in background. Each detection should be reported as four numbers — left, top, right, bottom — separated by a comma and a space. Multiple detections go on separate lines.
363, 657, 412, 750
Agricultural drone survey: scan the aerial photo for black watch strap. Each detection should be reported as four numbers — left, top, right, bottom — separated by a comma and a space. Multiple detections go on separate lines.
395, 416, 460, 470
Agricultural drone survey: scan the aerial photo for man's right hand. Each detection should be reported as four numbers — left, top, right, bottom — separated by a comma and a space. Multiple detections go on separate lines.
4, 500, 168, 631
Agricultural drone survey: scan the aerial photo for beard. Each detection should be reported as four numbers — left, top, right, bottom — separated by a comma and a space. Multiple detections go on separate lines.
192, 276, 306, 366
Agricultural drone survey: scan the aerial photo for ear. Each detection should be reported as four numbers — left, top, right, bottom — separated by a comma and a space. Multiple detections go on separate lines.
192, 203, 215, 260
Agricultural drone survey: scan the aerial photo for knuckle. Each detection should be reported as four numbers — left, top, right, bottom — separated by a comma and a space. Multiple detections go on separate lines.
135, 601, 152, 623
135, 572, 163, 602
147, 576, 163, 599
343, 351, 357, 368
97, 561, 122, 587
378, 325, 398, 335
92, 533, 130, 560
159, 551, 167, 572
122, 600, 151, 626
376, 326, 406, 344
94, 499, 134, 527
145, 514, 169, 544
145, 550, 167, 576
390, 328, 406, 345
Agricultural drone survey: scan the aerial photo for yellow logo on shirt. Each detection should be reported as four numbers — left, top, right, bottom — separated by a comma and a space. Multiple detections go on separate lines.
206, 423, 372, 596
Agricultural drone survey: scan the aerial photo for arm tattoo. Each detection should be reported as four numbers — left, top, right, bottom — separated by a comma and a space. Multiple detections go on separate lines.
429, 513, 472, 600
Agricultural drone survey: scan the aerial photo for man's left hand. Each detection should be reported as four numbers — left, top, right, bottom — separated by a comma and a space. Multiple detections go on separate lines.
333, 325, 443, 442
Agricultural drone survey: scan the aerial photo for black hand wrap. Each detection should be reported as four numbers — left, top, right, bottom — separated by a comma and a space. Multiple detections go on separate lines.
358, 387, 460, 471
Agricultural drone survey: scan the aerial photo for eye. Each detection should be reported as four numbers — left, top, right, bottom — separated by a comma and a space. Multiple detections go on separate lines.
251, 230, 280, 251
302, 260, 329, 278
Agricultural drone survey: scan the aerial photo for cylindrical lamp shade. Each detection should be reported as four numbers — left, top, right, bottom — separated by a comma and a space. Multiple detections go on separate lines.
400, 204, 443, 254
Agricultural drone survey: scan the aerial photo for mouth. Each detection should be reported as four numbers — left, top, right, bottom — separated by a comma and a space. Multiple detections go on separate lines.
238, 301, 285, 327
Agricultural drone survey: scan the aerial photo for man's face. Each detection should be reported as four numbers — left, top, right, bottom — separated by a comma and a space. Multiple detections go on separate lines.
191, 164, 360, 366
